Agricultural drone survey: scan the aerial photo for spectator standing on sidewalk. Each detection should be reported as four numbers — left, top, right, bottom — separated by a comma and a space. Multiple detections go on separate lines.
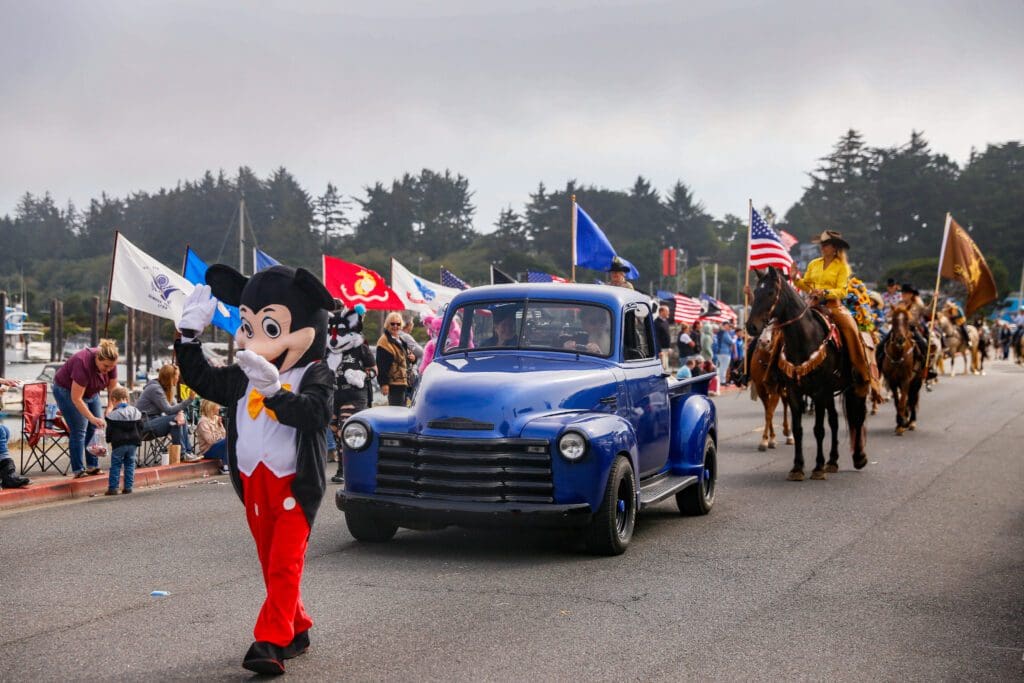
713, 322, 737, 385
699, 322, 714, 362
104, 386, 143, 496
654, 304, 672, 371
51, 339, 119, 479
676, 323, 697, 359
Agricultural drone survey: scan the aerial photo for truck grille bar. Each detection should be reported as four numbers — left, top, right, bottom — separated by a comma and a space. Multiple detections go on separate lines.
375, 434, 554, 503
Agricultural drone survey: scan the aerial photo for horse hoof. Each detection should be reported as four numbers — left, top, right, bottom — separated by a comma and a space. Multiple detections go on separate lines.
824, 463, 839, 473
811, 470, 827, 480
768, 441, 777, 449
787, 470, 805, 482
870, 408, 878, 415
908, 422, 916, 431
758, 443, 767, 452
853, 454, 868, 470
895, 428, 904, 435
786, 437, 794, 445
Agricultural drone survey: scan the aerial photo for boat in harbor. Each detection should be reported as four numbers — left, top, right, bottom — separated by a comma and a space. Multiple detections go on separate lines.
4, 304, 47, 363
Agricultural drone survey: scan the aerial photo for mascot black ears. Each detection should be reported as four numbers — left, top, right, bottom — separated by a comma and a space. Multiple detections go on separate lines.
206, 264, 335, 372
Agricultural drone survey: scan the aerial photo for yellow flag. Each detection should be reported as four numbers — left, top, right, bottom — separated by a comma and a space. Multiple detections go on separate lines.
940, 216, 997, 317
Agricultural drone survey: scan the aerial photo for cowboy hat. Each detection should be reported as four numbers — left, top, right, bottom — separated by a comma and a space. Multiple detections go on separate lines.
811, 230, 850, 251
900, 283, 919, 296
608, 257, 631, 273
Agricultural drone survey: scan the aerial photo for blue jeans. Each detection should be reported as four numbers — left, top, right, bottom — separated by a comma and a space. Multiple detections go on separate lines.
716, 354, 732, 384
203, 439, 227, 466
143, 415, 191, 452
52, 383, 101, 474
109, 444, 137, 491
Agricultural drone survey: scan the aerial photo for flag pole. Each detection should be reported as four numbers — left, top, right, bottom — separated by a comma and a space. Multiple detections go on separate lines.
571, 194, 577, 283
924, 212, 952, 376
743, 199, 753, 377
102, 231, 121, 337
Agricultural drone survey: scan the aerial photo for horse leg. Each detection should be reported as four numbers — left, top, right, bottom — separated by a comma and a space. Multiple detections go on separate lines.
783, 399, 794, 445
758, 390, 771, 452
845, 388, 868, 469
810, 396, 827, 480
787, 392, 805, 481
907, 378, 920, 430
825, 395, 840, 473
894, 383, 906, 435
767, 392, 778, 449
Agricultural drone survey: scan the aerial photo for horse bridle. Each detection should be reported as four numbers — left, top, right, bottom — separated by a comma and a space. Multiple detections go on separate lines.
759, 275, 809, 329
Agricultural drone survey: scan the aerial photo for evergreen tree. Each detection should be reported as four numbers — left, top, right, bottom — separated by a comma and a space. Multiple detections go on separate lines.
313, 182, 351, 253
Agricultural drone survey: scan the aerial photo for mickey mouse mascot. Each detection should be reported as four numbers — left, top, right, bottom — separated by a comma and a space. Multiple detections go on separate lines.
175, 264, 335, 676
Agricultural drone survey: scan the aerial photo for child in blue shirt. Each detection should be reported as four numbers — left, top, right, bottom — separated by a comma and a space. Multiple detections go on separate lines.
105, 386, 144, 495
675, 357, 696, 379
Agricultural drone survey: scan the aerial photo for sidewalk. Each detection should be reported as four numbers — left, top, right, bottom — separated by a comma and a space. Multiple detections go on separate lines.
0, 459, 223, 512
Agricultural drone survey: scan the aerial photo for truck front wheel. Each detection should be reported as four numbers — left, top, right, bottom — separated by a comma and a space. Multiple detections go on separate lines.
677, 435, 716, 516
585, 455, 636, 556
345, 510, 398, 542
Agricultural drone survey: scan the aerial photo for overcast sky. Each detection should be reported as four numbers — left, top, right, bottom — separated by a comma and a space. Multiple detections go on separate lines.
2, 0, 1021, 234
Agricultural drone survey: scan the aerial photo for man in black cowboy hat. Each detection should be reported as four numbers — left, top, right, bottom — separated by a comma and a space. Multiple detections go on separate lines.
607, 258, 635, 290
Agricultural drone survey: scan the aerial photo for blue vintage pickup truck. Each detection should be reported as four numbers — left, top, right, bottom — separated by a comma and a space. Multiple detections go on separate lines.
336, 283, 717, 555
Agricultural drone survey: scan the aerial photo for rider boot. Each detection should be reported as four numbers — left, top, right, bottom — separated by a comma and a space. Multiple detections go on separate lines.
826, 301, 873, 398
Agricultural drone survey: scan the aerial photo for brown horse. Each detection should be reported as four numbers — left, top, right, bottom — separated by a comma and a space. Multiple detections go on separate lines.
748, 329, 792, 451
881, 307, 923, 435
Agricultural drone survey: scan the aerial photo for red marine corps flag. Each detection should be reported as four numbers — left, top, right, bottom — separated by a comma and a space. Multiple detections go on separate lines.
322, 254, 404, 310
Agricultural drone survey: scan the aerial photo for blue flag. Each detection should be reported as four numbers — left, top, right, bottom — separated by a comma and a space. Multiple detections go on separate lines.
183, 248, 242, 334
255, 248, 280, 272
574, 204, 638, 279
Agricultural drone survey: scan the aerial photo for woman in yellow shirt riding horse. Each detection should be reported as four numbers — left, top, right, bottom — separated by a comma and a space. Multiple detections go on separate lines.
794, 230, 877, 399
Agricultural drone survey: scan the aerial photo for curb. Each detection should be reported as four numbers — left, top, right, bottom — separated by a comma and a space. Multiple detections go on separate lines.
0, 460, 222, 512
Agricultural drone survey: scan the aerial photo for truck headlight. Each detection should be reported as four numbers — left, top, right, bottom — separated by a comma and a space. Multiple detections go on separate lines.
558, 431, 587, 461
342, 421, 371, 451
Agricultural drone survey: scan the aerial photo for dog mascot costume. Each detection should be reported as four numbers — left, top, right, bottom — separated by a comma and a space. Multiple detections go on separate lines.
175, 264, 335, 675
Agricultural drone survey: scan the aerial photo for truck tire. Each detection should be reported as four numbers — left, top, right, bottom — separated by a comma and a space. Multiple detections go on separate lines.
677, 435, 716, 516
345, 510, 398, 543
585, 455, 636, 556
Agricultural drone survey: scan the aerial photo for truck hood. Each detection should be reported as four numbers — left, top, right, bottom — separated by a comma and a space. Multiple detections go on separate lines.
414, 354, 621, 437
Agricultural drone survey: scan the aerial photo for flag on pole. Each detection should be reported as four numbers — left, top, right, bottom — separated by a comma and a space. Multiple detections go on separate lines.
110, 233, 194, 321
778, 230, 799, 251
440, 267, 471, 290
527, 270, 568, 283
574, 204, 639, 279
673, 293, 702, 324
490, 264, 517, 284
699, 294, 737, 324
183, 247, 242, 334
322, 255, 403, 310
254, 248, 280, 272
391, 258, 461, 315
748, 208, 794, 273
940, 216, 997, 317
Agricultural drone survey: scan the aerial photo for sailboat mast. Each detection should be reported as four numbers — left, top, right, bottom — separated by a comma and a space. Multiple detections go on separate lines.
239, 195, 247, 276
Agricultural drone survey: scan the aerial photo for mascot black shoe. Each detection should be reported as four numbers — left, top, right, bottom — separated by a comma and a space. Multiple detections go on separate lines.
174, 265, 335, 675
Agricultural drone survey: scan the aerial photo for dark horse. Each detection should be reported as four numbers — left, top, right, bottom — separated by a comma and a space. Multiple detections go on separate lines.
747, 267, 868, 480
881, 306, 923, 435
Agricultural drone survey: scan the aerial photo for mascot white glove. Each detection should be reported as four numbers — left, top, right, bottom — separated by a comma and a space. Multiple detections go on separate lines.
343, 368, 366, 389
236, 349, 282, 396
177, 285, 217, 341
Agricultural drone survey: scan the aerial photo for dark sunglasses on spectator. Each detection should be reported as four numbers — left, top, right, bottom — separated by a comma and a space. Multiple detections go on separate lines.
389, 322, 402, 327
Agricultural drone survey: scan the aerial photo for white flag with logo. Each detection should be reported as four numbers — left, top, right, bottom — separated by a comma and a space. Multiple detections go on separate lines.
110, 233, 195, 321
390, 258, 460, 315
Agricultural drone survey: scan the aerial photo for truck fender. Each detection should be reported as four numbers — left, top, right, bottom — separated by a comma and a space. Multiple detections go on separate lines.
668, 394, 716, 475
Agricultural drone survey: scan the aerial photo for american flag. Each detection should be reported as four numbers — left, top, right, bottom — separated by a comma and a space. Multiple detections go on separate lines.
440, 267, 470, 290
749, 208, 794, 273
699, 294, 738, 324
527, 270, 568, 283
674, 293, 702, 324
778, 229, 798, 251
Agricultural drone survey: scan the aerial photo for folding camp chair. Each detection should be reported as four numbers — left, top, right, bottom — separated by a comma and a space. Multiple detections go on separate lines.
20, 383, 71, 475
138, 429, 171, 467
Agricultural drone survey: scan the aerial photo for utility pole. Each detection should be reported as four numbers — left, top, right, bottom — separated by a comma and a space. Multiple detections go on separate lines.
713, 263, 719, 300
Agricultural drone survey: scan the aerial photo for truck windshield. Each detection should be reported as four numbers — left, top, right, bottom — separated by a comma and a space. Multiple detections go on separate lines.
441, 301, 612, 357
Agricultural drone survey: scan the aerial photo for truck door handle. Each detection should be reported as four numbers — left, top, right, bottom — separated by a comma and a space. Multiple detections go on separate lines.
599, 396, 617, 407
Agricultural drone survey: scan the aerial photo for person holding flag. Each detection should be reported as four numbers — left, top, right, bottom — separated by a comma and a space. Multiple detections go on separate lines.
607, 258, 635, 289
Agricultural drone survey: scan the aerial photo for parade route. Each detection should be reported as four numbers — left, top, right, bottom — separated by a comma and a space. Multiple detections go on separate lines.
2, 361, 1021, 681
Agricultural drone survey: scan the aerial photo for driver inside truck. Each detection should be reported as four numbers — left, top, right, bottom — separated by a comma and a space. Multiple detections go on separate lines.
565, 307, 610, 355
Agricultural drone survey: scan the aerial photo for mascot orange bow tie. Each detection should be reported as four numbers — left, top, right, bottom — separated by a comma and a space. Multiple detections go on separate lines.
247, 385, 291, 421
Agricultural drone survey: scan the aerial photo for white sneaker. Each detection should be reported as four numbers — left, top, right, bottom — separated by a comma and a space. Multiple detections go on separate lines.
182, 453, 202, 463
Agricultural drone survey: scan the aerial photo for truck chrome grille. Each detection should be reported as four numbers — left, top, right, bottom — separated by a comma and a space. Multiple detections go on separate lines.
375, 434, 553, 503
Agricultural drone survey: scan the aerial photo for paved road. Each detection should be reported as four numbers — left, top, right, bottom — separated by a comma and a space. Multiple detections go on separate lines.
3, 361, 1022, 681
